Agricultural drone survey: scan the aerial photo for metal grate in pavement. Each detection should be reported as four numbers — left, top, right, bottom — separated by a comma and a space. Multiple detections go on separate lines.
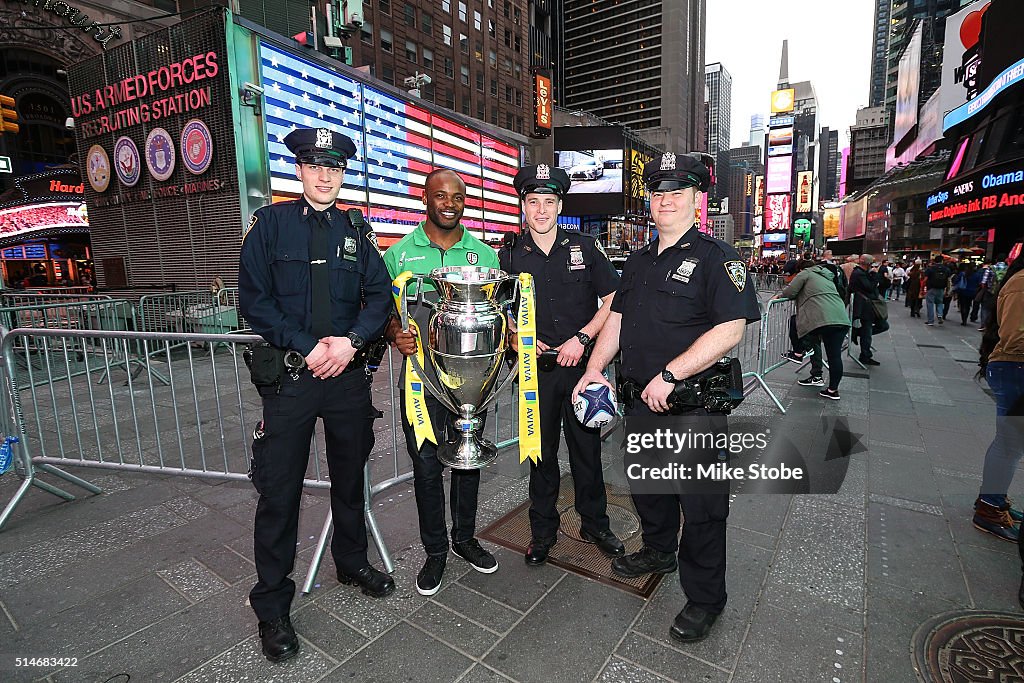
912, 610, 1024, 682
478, 474, 664, 598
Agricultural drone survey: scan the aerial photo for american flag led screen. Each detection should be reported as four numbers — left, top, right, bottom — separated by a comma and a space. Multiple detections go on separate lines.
259, 41, 521, 247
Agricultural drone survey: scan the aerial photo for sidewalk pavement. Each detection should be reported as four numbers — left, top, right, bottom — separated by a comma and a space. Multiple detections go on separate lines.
0, 300, 1020, 683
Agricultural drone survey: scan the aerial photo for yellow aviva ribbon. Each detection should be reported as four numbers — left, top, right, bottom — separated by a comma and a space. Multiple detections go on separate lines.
392, 271, 436, 448
516, 273, 541, 464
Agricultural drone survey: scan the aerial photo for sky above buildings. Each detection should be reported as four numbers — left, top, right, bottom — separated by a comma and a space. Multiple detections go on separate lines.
706, 0, 875, 149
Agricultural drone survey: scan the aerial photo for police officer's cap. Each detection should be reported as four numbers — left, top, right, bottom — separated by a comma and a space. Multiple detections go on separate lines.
643, 152, 711, 192
284, 127, 357, 168
513, 164, 571, 198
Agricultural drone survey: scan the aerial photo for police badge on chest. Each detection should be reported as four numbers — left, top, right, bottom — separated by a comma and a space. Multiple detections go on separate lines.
568, 245, 586, 271
342, 236, 358, 261
671, 258, 698, 283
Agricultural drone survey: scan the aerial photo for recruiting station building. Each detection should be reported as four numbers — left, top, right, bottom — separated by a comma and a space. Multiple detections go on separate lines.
67, 8, 526, 291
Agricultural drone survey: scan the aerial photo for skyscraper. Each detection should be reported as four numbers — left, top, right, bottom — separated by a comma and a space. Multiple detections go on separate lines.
883, 0, 959, 118
562, 0, 707, 152
749, 114, 766, 148
868, 0, 892, 107
705, 62, 733, 198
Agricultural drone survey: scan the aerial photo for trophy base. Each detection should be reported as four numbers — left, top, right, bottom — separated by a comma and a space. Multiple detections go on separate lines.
437, 437, 499, 470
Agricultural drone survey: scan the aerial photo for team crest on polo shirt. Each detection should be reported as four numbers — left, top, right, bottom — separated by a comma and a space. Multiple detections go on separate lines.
536, 164, 550, 180
316, 128, 332, 149
724, 260, 747, 291
660, 152, 676, 171
568, 245, 586, 270
467, 251, 479, 265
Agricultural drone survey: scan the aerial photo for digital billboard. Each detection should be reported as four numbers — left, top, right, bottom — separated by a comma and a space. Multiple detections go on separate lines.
823, 206, 841, 238
764, 194, 791, 233
0, 202, 89, 241
555, 149, 623, 194
770, 88, 795, 114
940, 1, 990, 131
763, 232, 787, 244
754, 175, 764, 216
533, 70, 552, 137
766, 156, 793, 194
554, 125, 626, 215
796, 171, 814, 212
768, 127, 793, 147
894, 22, 922, 144
260, 41, 521, 246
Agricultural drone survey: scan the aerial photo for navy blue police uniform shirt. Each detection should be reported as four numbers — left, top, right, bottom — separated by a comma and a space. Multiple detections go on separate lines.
499, 228, 620, 347
238, 198, 392, 355
611, 225, 761, 383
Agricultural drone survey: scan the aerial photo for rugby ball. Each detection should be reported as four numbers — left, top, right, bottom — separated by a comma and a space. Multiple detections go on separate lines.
573, 383, 617, 429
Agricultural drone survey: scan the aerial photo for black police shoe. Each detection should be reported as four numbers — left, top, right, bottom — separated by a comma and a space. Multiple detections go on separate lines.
611, 546, 677, 577
258, 614, 299, 663
452, 539, 498, 573
669, 603, 718, 643
337, 565, 396, 598
524, 537, 557, 566
580, 528, 626, 557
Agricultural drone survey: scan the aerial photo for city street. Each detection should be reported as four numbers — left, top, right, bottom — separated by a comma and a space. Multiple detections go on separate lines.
0, 307, 1019, 683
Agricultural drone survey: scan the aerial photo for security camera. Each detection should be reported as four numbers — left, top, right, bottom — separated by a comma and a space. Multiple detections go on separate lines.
420, 74, 431, 85
65, 117, 75, 130
348, 12, 363, 27
404, 76, 417, 87
242, 82, 264, 96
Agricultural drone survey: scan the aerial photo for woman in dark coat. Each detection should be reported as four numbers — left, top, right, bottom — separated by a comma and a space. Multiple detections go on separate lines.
905, 259, 924, 318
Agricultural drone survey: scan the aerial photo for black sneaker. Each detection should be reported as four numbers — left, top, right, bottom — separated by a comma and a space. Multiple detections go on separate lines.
860, 358, 880, 366
798, 376, 824, 387
819, 388, 841, 401
416, 554, 446, 596
611, 546, 676, 577
782, 350, 811, 364
452, 539, 498, 574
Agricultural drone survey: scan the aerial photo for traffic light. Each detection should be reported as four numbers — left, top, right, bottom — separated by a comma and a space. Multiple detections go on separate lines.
0, 95, 18, 135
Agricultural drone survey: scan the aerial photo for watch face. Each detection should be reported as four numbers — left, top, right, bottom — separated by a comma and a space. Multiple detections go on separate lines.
662, 370, 675, 383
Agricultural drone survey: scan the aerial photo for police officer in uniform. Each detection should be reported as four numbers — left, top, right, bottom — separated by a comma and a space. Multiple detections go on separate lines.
499, 164, 625, 565
239, 127, 394, 663
383, 169, 501, 596
573, 152, 760, 643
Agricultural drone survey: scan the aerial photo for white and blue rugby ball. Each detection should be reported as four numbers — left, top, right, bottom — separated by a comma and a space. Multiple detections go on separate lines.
574, 383, 617, 429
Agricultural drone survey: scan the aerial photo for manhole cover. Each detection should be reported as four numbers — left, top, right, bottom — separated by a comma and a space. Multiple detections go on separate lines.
912, 610, 1024, 682
560, 503, 642, 543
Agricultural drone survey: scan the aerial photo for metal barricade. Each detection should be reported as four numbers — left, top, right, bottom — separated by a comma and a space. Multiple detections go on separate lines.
213, 287, 249, 332
743, 297, 797, 414
0, 293, 114, 309
22, 286, 95, 296
137, 290, 231, 336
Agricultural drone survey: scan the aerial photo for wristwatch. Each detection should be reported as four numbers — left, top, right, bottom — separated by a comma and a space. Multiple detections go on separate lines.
346, 332, 366, 350
661, 369, 678, 384
575, 331, 593, 347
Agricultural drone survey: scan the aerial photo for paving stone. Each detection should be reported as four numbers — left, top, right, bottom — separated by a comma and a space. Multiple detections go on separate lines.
456, 664, 517, 683
597, 656, 678, 682
484, 574, 641, 683
175, 634, 334, 682
408, 601, 500, 658
157, 559, 229, 602
457, 546, 562, 612
731, 602, 862, 683
335, 621, 472, 683
290, 603, 367, 663
433, 582, 522, 633
959, 542, 1024, 611
616, 633, 729, 682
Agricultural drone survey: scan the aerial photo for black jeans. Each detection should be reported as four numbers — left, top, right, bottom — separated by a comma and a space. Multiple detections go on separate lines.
807, 325, 848, 391
958, 292, 980, 324
530, 362, 610, 540
399, 390, 482, 556
250, 369, 376, 621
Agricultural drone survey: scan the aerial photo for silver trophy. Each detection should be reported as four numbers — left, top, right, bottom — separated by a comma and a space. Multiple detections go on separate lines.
397, 266, 523, 469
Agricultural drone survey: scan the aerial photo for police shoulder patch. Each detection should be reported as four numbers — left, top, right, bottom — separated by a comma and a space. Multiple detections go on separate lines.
242, 213, 258, 242
594, 239, 608, 259
724, 260, 747, 292
364, 227, 380, 252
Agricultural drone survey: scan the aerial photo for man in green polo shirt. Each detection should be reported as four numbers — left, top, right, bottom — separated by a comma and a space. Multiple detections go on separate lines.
383, 169, 500, 596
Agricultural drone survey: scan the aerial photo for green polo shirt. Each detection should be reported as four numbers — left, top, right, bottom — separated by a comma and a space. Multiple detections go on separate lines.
383, 222, 500, 295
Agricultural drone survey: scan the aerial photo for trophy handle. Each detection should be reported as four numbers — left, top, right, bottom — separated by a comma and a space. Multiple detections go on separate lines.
477, 275, 522, 413
397, 273, 462, 416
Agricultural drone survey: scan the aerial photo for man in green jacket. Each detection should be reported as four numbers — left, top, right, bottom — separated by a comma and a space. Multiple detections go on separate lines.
382, 169, 501, 596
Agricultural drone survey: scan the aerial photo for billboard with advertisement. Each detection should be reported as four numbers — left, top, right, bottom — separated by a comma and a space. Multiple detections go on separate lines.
796, 171, 814, 212
768, 127, 793, 147
769, 115, 794, 129
766, 156, 793, 194
770, 88, 795, 114
764, 193, 791, 233
940, 1, 990, 129
763, 232, 787, 244
555, 126, 625, 215
754, 175, 764, 216
533, 70, 552, 137
894, 22, 923, 144
629, 149, 653, 200
823, 206, 841, 238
